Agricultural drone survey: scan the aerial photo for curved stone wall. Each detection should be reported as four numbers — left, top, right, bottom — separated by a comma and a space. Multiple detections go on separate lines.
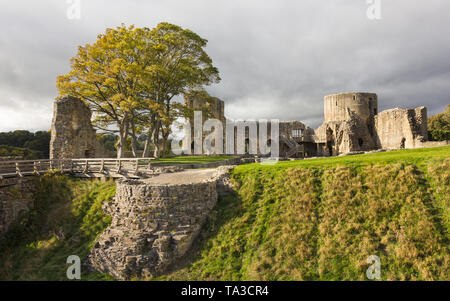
87, 167, 233, 280
324, 92, 378, 123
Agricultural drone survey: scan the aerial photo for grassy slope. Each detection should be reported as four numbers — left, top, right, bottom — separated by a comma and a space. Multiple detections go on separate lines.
0, 147, 448, 281
162, 146, 450, 281
0, 173, 115, 280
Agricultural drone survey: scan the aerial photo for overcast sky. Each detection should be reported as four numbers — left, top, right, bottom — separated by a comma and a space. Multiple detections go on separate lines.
0, 0, 449, 131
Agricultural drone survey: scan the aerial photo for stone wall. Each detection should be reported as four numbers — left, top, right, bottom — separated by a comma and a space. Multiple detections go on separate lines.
50, 96, 115, 159
0, 178, 36, 238
324, 92, 378, 124
87, 167, 233, 279
314, 109, 376, 156
374, 106, 428, 149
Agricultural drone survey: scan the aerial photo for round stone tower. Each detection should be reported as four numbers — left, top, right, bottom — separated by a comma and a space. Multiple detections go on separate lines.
324, 92, 378, 123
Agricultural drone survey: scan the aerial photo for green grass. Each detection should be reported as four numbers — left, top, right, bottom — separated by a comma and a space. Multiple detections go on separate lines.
239, 146, 450, 171
1, 147, 449, 281
151, 155, 236, 164
159, 146, 450, 281
0, 173, 115, 280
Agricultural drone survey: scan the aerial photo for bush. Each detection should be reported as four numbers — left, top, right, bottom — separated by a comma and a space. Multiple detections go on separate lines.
428, 105, 450, 141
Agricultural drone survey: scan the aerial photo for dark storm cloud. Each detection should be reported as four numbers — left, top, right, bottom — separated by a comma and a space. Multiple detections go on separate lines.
0, 0, 449, 131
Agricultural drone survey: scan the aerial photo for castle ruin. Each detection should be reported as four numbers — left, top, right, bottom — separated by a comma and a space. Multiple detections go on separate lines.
50, 96, 114, 159
50, 92, 431, 159
185, 92, 429, 157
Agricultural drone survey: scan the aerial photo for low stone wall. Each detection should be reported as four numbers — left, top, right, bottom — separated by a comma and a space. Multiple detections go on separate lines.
87, 166, 234, 279
419, 140, 449, 148
0, 178, 36, 238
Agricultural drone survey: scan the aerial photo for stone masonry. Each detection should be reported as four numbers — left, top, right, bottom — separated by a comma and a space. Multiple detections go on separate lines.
0, 178, 36, 238
50, 96, 114, 159
87, 167, 233, 279
185, 91, 431, 157
51, 92, 432, 159
374, 106, 428, 149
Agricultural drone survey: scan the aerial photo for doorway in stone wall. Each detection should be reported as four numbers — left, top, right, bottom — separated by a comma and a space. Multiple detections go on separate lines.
400, 137, 406, 149
84, 149, 94, 158
326, 128, 334, 156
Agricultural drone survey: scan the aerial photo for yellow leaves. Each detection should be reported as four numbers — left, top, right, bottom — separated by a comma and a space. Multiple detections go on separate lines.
110, 93, 125, 103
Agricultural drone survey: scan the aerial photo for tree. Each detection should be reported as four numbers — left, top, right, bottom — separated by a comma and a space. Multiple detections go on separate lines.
0, 130, 50, 159
138, 23, 220, 157
57, 25, 154, 158
57, 23, 220, 158
428, 104, 450, 141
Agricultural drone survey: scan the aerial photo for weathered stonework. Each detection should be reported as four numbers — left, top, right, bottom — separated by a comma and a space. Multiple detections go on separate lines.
87, 167, 233, 279
52, 91, 432, 159
374, 106, 428, 149
50, 96, 115, 159
0, 178, 36, 238
184, 91, 430, 157
314, 109, 376, 156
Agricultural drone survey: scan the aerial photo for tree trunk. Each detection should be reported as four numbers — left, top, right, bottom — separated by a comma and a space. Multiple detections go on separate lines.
116, 116, 129, 158
161, 131, 170, 157
142, 133, 152, 158
117, 134, 125, 158
130, 135, 137, 158
153, 143, 160, 158
151, 121, 161, 158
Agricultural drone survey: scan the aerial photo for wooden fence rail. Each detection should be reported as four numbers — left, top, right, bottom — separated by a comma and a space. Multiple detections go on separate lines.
0, 158, 155, 179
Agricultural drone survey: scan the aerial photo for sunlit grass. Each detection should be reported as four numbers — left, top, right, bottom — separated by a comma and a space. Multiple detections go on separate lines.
161, 147, 450, 281
236, 146, 450, 172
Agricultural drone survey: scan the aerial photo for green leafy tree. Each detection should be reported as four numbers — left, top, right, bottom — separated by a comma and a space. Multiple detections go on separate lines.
428, 105, 450, 141
0, 130, 50, 159
57, 23, 220, 158
138, 23, 220, 157
57, 25, 154, 158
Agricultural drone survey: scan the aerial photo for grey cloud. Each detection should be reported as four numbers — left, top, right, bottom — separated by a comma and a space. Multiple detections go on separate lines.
0, 0, 449, 130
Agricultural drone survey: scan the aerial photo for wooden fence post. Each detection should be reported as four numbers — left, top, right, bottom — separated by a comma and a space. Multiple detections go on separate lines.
15, 162, 23, 177
83, 159, 89, 174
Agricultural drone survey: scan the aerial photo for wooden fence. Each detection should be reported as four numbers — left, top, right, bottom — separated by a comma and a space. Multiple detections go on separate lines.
0, 158, 155, 179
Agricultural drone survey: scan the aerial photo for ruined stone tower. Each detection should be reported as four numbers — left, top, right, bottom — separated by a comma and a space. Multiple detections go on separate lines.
50, 96, 114, 159
324, 92, 378, 124
314, 92, 429, 155
314, 92, 378, 155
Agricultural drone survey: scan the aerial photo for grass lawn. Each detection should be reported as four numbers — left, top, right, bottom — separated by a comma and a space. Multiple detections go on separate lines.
151, 155, 237, 164
237, 146, 450, 172
1, 146, 448, 280
161, 145, 450, 281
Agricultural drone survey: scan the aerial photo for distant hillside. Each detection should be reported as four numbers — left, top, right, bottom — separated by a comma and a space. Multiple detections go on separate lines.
0, 145, 43, 160
0, 130, 50, 159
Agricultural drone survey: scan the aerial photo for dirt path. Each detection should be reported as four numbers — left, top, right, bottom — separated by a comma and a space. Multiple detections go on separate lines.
144, 169, 217, 185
